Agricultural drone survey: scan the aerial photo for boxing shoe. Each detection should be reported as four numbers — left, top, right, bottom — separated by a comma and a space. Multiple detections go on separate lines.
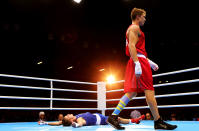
154, 118, 177, 130
107, 115, 125, 130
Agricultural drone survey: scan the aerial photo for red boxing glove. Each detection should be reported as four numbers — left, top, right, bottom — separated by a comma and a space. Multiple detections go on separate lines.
131, 115, 145, 124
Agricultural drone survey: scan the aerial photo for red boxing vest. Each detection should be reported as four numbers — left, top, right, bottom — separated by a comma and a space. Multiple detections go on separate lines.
125, 24, 148, 57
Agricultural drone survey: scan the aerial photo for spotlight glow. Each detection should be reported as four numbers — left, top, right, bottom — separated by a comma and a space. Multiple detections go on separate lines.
37, 61, 43, 65
106, 75, 115, 84
99, 69, 105, 72
73, 0, 82, 3
67, 66, 73, 70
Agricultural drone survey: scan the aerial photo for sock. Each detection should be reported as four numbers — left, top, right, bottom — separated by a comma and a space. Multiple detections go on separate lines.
112, 93, 131, 115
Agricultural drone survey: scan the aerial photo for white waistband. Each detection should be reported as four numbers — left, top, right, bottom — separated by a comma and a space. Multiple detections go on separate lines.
137, 53, 146, 58
93, 114, 101, 125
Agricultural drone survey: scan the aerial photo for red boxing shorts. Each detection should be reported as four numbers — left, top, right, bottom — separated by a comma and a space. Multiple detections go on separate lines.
124, 57, 154, 93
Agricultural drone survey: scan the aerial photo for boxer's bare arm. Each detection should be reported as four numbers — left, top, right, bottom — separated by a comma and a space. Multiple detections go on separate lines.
47, 121, 62, 126
118, 117, 130, 124
128, 25, 140, 63
76, 117, 86, 127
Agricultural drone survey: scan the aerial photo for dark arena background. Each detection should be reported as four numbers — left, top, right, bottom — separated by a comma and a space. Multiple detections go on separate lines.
0, 0, 198, 130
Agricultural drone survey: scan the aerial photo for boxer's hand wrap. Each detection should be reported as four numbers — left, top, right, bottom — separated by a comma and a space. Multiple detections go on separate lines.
134, 61, 142, 77
148, 59, 159, 71
72, 122, 80, 128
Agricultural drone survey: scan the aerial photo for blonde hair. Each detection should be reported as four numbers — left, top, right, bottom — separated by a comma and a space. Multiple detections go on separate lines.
131, 8, 146, 20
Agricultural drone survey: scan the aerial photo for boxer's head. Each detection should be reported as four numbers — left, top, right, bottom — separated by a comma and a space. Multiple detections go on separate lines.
131, 8, 146, 26
62, 114, 76, 126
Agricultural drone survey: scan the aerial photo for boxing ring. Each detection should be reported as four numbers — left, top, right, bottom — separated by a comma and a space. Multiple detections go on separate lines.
1, 121, 199, 131
0, 67, 199, 130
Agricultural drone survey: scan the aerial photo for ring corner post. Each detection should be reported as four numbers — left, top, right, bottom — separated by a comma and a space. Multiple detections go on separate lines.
50, 80, 53, 110
97, 82, 106, 116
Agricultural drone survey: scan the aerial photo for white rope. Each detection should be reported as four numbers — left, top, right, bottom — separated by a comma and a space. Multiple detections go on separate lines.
154, 79, 199, 87
153, 67, 199, 77
51, 87, 97, 93
0, 67, 198, 111
0, 74, 97, 85
0, 107, 98, 110
106, 104, 199, 110
0, 96, 50, 100
106, 79, 199, 93
106, 89, 124, 93
0, 84, 50, 90
109, 67, 199, 84
52, 108, 97, 110
106, 91, 199, 101
52, 98, 97, 102
0, 96, 97, 102
0, 84, 97, 93
107, 80, 124, 84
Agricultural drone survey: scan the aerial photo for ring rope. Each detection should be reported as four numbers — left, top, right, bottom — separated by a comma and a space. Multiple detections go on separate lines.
0, 96, 97, 102
106, 91, 199, 101
0, 107, 98, 110
154, 79, 199, 87
153, 67, 199, 77
108, 67, 199, 84
0, 84, 97, 93
3, 104, 198, 110
0, 74, 97, 85
0, 67, 198, 111
106, 104, 199, 110
106, 79, 199, 93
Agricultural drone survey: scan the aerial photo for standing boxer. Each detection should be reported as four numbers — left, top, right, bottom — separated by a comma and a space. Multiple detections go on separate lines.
107, 8, 177, 130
